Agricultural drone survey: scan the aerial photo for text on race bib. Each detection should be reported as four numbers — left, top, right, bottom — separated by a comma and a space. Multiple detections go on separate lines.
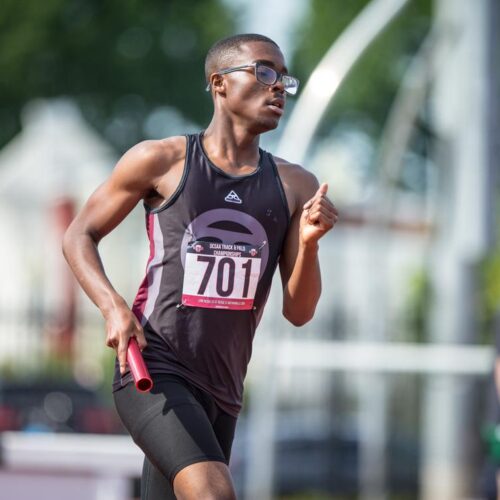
182, 241, 262, 310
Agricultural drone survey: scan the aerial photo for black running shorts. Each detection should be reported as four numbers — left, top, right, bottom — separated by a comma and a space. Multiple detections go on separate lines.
113, 374, 237, 499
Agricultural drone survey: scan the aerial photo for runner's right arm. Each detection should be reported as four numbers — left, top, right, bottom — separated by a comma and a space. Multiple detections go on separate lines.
62, 139, 176, 374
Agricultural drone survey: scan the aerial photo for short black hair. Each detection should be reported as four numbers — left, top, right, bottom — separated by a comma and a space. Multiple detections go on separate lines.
205, 33, 280, 83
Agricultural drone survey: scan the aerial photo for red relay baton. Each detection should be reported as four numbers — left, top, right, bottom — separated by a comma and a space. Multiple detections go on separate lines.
127, 338, 153, 392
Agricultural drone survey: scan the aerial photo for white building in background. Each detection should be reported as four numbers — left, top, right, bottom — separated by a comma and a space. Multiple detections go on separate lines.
0, 99, 147, 384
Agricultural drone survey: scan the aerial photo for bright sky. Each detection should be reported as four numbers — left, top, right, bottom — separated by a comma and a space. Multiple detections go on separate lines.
222, 0, 310, 65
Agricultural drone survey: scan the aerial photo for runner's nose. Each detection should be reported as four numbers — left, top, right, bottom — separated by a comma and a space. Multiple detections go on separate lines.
271, 79, 286, 94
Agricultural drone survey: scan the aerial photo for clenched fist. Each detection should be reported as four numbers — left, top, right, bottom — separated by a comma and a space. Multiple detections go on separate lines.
104, 304, 147, 375
299, 183, 338, 246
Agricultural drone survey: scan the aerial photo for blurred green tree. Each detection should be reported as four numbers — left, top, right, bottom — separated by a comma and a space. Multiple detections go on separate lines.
291, 0, 432, 138
0, 0, 234, 152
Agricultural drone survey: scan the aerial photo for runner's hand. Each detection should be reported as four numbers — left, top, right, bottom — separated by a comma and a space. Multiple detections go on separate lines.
300, 183, 338, 246
104, 304, 147, 375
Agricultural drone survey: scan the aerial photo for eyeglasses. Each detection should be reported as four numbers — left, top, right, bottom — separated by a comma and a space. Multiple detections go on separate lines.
206, 62, 300, 96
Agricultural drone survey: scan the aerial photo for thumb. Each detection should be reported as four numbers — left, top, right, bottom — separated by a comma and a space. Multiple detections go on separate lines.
317, 182, 328, 196
303, 182, 329, 210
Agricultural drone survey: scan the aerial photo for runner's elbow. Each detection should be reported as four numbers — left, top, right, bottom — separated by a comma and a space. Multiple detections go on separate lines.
61, 229, 72, 260
282, 307, 315, 327
61, 223, 96, 260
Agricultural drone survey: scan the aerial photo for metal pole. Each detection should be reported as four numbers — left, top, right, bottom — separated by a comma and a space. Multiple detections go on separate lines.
356, 31, 437, 500
421, 0, 496, 498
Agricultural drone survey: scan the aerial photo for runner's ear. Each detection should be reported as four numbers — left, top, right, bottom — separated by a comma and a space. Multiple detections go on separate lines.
211, 74, 225, 95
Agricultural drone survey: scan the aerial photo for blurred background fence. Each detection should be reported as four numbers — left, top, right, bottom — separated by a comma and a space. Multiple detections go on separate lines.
0, 0, 499, 499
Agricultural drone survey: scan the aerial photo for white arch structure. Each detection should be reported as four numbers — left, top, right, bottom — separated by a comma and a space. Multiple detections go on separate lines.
277, 0, 411, 164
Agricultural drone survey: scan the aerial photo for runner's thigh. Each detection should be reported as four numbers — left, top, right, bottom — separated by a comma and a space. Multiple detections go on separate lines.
113, 376, 227, 485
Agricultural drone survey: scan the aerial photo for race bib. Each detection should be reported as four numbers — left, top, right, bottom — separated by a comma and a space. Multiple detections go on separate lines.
181, 241, 262, 310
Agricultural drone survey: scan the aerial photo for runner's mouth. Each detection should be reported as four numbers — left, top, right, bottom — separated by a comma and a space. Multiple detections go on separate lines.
266, 99, 284, 116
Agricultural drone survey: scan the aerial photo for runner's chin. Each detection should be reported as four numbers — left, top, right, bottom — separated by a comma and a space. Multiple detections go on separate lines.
252, 112, 281, 133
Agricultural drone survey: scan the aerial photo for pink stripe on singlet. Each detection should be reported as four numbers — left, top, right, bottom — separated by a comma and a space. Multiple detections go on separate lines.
132, 213, 165, 325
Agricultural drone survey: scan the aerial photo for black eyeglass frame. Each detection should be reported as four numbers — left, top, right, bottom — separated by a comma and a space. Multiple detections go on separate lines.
205, 62, 300, 95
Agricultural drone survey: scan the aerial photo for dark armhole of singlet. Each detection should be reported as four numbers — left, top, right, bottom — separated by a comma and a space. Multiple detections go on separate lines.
144, 135, 191, 214
268, 153, 291, 225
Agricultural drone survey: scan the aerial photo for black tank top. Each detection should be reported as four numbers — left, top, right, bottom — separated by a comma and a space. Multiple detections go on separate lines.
113, 132, 290, 416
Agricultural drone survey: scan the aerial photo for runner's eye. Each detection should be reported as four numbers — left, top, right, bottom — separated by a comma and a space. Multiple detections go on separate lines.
256, 65, 278, 85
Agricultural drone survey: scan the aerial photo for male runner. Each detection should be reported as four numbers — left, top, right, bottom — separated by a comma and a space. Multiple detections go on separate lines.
63, 33, 337, 500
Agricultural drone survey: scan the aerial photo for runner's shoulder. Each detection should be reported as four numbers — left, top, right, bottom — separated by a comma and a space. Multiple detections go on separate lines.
119, 136, 187, 176
271, 154, 319, 191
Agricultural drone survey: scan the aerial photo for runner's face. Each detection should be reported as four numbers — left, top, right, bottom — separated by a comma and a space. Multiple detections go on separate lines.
218, 42, 287, 133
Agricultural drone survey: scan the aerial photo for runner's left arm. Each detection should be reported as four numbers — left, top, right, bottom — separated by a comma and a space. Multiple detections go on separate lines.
279, 168, 338, 326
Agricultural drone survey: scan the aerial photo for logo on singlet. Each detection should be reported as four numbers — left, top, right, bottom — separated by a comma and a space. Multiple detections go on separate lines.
224, 191, 242, 204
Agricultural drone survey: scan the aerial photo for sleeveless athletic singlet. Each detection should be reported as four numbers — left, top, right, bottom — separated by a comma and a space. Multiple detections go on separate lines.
112, 132, 290, 416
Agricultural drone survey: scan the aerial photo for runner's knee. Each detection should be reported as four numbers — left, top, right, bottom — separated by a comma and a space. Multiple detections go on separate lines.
173, 461, 236, 500
175, 489, 236, 500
